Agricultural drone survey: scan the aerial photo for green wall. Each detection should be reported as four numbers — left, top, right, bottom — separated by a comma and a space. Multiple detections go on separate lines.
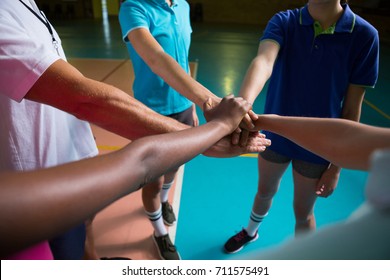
187, 0, 306, 26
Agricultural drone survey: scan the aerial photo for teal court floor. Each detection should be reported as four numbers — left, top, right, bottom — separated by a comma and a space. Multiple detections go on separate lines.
55, 17, 390, 259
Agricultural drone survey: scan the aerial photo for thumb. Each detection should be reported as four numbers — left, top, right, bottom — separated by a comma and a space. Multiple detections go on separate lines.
203, 98, 212, 112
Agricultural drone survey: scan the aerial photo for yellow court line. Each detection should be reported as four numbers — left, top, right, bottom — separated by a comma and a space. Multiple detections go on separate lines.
364, 99, 390, 120
97, 145, 122, 151
241, 153, 259, 158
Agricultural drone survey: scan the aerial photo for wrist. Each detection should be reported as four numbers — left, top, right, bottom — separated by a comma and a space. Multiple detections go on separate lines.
328, 163, 341, 174
209, 119, 233, 135
255, 114, 275, 131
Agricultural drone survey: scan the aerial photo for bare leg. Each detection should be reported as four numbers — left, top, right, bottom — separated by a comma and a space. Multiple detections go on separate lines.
142, 176, 164, 213
292, 170, 318, 235
245, 156, 290, 236
252, 156, 290, 215
163, 169, 177, 185
83, 217, 99, 260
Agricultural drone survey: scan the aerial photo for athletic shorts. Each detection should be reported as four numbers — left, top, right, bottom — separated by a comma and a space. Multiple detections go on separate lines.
167, 105, 195, 126
260, 149, 329, 179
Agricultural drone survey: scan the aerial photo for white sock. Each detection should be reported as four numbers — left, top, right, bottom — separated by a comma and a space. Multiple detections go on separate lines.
145, 205, 167, 237
246, 211, 268, 237
160, 180, 174, 203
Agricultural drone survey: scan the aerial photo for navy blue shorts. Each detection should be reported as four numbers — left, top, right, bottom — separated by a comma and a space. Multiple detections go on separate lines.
49, 222, 86, 260
260, 148, 329, 179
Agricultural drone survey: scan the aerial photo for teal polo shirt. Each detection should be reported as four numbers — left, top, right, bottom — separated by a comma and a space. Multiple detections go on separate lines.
119, 0, 193, 115
261, 4, 379, 164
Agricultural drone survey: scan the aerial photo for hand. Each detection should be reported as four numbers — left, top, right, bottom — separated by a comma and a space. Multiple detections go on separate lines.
231, 128, 253, 147
239, 109, 258, 131
231, 109, 259, 145
192, 104, 199, 127
203, 95, 252, 134
203, 131, 271, 158
315, 164, 340, 197
202, 96, 222, 122
203, 95, 257, 131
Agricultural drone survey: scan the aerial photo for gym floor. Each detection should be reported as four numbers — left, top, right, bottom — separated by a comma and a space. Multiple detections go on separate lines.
56, 16, 390, 260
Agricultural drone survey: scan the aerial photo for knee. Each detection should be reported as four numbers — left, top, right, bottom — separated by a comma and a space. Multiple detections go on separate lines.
256, 188, 277, 200
293, 205, 314, 221
294, 212, 316, 234
143, 180, 163, 197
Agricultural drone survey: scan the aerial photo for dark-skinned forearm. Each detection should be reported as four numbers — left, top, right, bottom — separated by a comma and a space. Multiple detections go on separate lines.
0, 120, 229, 257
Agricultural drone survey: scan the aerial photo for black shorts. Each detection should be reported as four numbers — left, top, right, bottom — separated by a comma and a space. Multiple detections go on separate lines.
260, 149, 329, 179
167, 105, 195, 127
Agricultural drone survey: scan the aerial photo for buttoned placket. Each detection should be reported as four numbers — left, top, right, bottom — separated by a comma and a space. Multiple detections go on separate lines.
164, 1, 181, 64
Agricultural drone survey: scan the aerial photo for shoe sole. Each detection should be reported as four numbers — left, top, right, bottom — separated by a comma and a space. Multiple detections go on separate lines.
224, 233, 259, 254
163, 219, 176, 226
152, 235, 182, 260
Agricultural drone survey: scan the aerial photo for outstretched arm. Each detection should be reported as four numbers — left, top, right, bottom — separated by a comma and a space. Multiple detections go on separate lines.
234, 40, 279, 145
25, 59, 268, 156
239, 40, 279, 105
0, 96, 253, 257
127, 28, 256, 129
127, 28, 219, 109
256, 114, 390, 170
25, 59, 188, 140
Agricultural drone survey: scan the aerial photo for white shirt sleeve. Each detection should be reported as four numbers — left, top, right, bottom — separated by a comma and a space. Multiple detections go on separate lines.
0, 6, 61, 102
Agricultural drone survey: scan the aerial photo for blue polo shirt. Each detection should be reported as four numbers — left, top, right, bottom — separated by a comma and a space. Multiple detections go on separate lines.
261, 4, 379, 164
119, 0, 193, 115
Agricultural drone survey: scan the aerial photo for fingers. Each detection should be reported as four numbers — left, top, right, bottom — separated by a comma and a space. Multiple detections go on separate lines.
315, 184, 334, 197
239, 129, 250, 147
220, 95, 253, 125
202, 132, 271, 158
315, 184, 325, 196
231, 130, 240, 145
248, 110, 258, 121
203, 95, 256, 138
242, 114, 255, 130
224, 94, 250, 110
231, 125, 242, 145
245, 132, 271, 153
241, 109, 257, 130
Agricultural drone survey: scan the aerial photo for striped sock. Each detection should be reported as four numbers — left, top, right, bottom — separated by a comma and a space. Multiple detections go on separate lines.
160, 181, 174, 203
145, 205, 167, 237
246, 211, 268, 237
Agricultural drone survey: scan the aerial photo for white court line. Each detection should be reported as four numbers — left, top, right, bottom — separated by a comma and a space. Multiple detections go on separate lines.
169, 164, 185, 243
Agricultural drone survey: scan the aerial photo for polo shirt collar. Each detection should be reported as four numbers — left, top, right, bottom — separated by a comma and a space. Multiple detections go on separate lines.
149, 0, 166, 4
335, 4, 356, 33
148, 0, 177, 7
299, 3, 356, 33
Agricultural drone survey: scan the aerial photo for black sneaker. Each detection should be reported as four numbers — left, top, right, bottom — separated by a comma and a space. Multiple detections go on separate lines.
224, 229, 258, 254
162, 201, 176, 226
153, 233, 181, 260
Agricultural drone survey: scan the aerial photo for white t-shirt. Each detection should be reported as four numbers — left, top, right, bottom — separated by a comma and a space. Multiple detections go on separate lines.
0, 0, 98, 171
